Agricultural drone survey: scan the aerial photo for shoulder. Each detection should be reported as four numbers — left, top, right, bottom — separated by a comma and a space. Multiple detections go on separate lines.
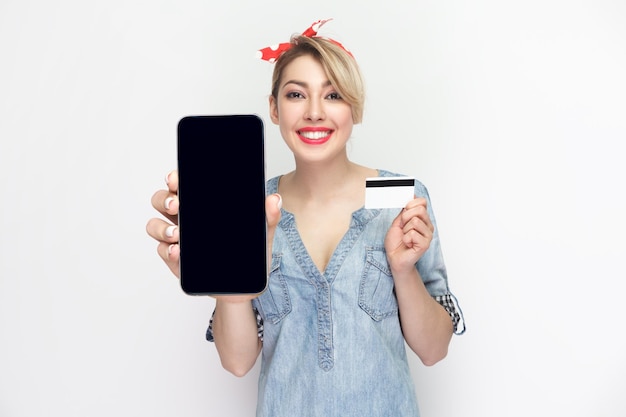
265, 175, 280, 195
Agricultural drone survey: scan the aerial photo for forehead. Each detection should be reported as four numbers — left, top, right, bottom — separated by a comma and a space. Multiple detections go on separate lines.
280, 55, 329, 84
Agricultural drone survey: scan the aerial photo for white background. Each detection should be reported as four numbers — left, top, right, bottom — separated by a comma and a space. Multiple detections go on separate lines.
1, 0, 625, 416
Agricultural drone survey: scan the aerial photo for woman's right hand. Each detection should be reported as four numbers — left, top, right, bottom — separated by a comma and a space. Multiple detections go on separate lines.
145, 170, 283, 284
146, 170, 181, 278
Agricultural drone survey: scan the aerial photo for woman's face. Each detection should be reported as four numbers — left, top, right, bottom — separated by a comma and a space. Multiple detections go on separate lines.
270, 54, 354, 163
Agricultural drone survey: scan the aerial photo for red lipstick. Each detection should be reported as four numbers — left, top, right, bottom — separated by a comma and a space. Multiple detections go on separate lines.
297, 127, 333, 145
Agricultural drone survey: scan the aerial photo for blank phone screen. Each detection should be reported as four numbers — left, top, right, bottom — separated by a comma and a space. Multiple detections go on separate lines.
177, 115, 267, 295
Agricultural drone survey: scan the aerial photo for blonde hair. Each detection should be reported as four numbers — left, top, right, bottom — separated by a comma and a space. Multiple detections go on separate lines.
270, 36, 365, 124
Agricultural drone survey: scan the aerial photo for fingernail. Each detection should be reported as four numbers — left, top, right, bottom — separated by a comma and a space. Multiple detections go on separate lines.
164, 197, 174, 210
165, 171, 171, 185
167, 244, 175, 255
165, 225, 177, 238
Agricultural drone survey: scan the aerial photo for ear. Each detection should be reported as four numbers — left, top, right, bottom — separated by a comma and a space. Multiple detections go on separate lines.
269, 96, 279, 125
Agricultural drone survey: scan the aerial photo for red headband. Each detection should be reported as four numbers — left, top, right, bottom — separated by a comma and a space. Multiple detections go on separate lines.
256, 18, 353, 63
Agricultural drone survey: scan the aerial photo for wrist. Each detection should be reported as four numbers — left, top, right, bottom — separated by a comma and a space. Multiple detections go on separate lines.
214, 295, 256, 306
390, 262, 418, 281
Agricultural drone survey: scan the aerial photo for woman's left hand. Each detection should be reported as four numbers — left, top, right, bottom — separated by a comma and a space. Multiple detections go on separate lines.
384, 197, 434, 274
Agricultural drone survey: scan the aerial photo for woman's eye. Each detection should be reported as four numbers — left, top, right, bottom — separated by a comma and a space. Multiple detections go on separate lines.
286, 92, 304, 99
327, 92, 342, 100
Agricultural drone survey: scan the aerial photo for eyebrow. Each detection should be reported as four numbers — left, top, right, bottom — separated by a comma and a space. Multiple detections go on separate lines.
281, 79, 333, 90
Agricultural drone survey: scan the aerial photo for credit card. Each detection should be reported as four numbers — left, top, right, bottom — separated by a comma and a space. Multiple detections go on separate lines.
364, 177, 415, 209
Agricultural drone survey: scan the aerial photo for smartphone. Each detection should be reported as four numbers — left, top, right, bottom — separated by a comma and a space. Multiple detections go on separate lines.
177, 115, 268, 295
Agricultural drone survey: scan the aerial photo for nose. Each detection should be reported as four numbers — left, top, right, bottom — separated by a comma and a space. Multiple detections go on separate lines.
305, 97, 325, 121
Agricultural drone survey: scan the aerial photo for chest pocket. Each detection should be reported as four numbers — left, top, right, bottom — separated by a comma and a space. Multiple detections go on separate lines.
358, 247, 399, 321
255, 254, 292, 325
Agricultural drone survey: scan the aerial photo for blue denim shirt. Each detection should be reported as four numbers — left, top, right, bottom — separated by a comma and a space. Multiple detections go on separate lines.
208, 169, 465, 417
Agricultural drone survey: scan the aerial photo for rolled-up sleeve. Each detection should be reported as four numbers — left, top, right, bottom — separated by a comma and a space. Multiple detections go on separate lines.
434, 293, 466, 335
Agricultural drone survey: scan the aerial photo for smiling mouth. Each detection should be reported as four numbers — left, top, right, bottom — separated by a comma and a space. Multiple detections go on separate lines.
298, 130, 332, 140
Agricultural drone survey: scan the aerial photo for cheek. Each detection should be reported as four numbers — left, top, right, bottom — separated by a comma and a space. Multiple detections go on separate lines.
277, 102, 299, 124
336, 106, 354, 127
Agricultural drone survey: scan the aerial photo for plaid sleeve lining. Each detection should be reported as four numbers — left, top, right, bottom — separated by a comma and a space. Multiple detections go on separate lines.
434, 293, 466, 335
206, 307, 264, 343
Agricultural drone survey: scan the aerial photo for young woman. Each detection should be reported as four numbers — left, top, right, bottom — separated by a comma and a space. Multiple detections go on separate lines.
146, 19, 464, 417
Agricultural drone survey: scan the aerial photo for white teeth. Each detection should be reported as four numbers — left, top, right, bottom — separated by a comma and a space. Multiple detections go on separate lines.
299, 130, 330, 140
